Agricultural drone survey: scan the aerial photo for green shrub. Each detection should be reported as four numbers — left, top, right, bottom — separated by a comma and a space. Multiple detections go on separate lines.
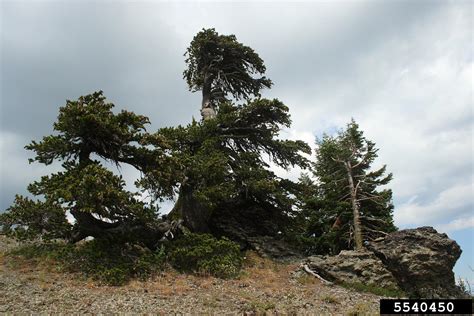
7, 233, 242, 284
167, 233, 242, 278
72, 240, 166, 285
7, 240, 166, 285
7, 243, 74, 260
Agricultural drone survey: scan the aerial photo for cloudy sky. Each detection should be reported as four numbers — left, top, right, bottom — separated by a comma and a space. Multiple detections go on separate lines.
1, 1, 472, 279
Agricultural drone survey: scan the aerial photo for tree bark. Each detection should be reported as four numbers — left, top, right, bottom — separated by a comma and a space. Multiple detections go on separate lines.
169, 73, 217, 231
168, 184, 211, 233
345, 161, 364, 250
201, 76, 216, 120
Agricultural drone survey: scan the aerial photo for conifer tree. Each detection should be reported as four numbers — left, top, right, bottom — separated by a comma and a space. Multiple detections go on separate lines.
0, 91, 180, 248
161, 29, 310, 236
159, 99, 311, 235
184, 28, 272, 120
300, 120, 396, 253
1, 29, 311, 249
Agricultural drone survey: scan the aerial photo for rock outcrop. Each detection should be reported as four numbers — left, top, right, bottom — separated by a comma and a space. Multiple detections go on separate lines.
304, 227, 465, 298
306, 250, 400, 291
367, 226, 464, 298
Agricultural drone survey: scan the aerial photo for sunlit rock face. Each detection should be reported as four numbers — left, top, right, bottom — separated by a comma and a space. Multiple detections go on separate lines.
306, 250, 400, 291
305, 226, 466, 298
367, 226, 463, 298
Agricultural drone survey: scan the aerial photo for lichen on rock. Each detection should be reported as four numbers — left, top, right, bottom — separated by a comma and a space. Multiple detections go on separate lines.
367, 226, 465, 298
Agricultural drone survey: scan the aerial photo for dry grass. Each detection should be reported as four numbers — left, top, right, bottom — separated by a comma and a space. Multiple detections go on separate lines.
0, 241, 382, 314
295, 273, 320, 286
237, 251, 303, 294
320, 294, 340, 304
127, 269, 197, 297
346, 302, 374, 315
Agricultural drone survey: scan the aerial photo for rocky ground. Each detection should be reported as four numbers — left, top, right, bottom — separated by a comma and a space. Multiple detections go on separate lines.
0, 236, 382, 315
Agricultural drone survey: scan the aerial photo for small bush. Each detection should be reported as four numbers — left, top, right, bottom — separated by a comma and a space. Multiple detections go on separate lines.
9, 242, 72, 260
7, 240, 166, 286
167, 233, 242, 278
7, 233, 242, 284
65, 240, 167, 285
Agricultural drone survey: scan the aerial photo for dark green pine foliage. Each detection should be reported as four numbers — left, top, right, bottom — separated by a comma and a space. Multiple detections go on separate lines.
1, 92, 178, 247
184, 28, 273, 119
298, 120, 396, 254
0, 196, 70, 241
156, 28, 310, 239
1, 29, 311, 251
144, 99, 311, 238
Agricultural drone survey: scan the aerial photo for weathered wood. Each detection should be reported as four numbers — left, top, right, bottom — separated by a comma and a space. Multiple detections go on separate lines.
345, 161, 363, 250
302, 264, 333, 285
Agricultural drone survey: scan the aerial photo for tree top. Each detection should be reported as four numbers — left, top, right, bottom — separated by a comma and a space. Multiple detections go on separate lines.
184, 28, 273, 104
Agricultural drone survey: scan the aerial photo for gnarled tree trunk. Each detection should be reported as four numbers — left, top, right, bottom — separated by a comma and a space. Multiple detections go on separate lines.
168, 183, 211, 233
170, 73, 216, 232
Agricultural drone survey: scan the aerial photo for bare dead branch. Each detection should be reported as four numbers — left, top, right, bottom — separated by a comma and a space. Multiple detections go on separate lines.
302, 264, 333, 285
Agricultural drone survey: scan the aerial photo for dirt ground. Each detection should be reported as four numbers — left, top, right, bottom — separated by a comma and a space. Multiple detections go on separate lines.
0, 236, 381, 315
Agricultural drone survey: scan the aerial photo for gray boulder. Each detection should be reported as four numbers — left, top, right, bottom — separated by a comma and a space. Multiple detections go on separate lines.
367, 226, 464, 298
305, 250, 400, 291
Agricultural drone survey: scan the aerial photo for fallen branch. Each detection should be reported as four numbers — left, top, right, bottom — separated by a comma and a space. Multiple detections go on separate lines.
302, 264, 333, 285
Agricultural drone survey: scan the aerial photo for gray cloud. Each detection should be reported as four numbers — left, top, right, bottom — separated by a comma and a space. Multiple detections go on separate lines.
1, 1, 200, 138
1, 1, 472, 234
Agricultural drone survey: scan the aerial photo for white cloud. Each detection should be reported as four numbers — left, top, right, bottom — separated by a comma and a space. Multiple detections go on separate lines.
395, 182, 473, 227
273, 3, 473, 231
436, 216, 474, 234
1, 0, 472, 283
